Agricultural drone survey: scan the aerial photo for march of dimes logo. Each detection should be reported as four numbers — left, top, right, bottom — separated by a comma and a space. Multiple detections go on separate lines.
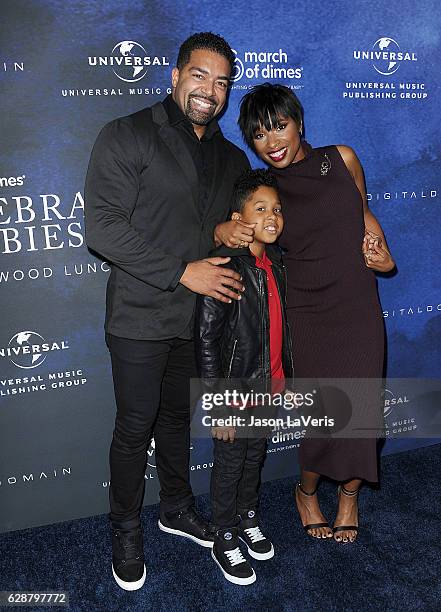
344, 36, 427, 101
230, 48, 303, 90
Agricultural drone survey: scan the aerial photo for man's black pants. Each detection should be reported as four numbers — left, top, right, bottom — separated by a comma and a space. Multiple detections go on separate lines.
211, 436, 267, 528
106, 333, 196, 530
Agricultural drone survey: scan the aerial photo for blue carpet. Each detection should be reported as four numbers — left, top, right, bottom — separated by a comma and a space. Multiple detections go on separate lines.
1, 444, 440, 611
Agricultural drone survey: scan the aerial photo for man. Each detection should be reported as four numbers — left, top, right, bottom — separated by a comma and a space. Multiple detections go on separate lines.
84, 32, 254, 591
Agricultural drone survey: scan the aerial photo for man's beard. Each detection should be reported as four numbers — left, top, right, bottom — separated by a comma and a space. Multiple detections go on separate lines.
185, 94, 217, 126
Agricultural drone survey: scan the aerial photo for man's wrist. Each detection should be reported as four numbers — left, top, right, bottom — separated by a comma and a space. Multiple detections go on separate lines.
171, 261, 188, 290
213, 223, 222, 247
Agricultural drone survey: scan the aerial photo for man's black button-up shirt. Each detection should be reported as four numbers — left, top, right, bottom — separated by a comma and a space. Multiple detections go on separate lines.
163, 94, 219, 216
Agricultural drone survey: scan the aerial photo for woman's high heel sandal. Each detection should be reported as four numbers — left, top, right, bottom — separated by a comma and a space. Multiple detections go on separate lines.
333, 485, 359, 543
295, 483, 331, 539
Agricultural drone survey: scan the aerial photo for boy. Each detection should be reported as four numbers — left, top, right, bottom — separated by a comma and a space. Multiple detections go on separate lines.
194, 169, 294, 585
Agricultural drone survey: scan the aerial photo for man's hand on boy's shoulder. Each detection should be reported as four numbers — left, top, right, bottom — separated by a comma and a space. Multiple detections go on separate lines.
214, 219, 256, 248
212, 425, 236, 443
179, 257, 245, 303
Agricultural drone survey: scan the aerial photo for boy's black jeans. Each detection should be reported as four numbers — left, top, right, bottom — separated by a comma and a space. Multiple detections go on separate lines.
211, 436, 267, 528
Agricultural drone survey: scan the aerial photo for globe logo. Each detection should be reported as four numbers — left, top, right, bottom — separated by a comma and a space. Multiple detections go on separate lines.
382, 388, 395, 418
146, 437, 156, 469
111, 40, 149, 83
230, 49, 244, 82
8, 331, 46, 369
145, 441, 194, 476
372, 37, 401, 75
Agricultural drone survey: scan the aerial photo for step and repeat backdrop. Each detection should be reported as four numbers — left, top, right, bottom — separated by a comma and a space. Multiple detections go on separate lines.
1, 0, 440, 532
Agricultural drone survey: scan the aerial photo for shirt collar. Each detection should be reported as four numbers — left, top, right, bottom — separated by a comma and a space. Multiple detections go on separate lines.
162, 94, 220, 140
254, 250, 273, 268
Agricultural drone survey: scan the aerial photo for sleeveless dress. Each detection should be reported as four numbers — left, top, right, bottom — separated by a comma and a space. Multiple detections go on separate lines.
272, 143, 384, 482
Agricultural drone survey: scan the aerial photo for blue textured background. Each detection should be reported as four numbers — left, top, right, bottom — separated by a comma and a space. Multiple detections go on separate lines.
0, 0, 440, 531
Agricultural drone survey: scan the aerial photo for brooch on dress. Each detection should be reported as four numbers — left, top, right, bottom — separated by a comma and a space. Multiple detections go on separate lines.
320, 153, 331, 176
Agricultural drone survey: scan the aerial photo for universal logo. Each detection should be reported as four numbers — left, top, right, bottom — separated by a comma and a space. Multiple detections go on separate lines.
354, 37, 417, 75
0, 175, 25, 188
382, 388, 410, 418
88, 41, 169, 83
0, 331, 69, 369
146, 437, 156, 469
231, 48, 302, 82
145, 440, 195, 476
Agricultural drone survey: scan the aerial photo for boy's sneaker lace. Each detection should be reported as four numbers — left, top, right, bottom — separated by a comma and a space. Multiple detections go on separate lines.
237, 509, 274, 560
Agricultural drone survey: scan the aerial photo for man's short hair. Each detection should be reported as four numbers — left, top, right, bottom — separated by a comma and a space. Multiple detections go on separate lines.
238, 83, 303, 151
177, 32, 235, 71
232, 169, 278, 214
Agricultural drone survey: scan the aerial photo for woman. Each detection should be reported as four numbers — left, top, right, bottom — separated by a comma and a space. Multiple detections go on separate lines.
238, 83, 395, 544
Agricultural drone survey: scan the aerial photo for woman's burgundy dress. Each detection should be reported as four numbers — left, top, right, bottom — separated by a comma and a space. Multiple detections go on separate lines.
272, 143, 384, 482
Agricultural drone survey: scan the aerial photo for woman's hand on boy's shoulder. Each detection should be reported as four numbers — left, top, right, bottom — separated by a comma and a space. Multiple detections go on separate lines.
214, 219, 256, 248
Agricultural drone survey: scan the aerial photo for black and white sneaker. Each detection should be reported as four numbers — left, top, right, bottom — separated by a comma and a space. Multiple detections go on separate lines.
158, 506, 214, 548
238, 510, 274, 560
211, 527, 256, 585
111, 527, 146, 591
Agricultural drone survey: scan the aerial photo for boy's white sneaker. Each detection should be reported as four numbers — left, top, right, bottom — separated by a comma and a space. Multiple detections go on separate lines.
237, 509, 274, 560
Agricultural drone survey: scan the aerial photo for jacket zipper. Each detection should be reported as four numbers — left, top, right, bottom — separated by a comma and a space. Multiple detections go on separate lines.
227, 339, 238, 378
282, 265, 288, 306
258, 270, 271, 383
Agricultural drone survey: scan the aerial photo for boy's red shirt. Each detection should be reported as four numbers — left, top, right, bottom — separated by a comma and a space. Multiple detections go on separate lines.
254, 250, 285, 394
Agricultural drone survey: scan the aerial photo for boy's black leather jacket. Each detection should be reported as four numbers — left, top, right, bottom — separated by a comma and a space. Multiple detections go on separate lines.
194, 244, 294, 391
